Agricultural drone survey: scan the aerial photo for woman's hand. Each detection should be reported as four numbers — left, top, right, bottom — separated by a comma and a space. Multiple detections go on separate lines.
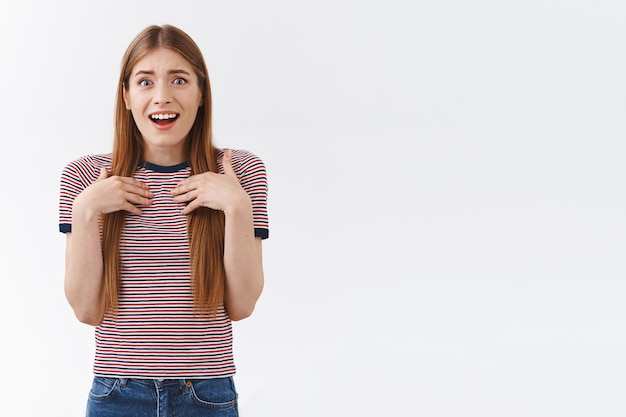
74, 168, 153, 216
172, 149, 251, 215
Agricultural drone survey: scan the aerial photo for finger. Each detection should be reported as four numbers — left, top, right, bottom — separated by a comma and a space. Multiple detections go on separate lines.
109, 176, 152, 198
172, 184, 188, 196
181, 199, 200, 215
101, 200, 143, 216
124, 191, 152, 206
124, 183, 153, 198
172, 189, 197, 203
122, 202, 143, 216
117, 177, 153, 193
172, 175, 210, 196
222, 149, 236, 176
171, 184, 189, 197
172, 177, 197, 196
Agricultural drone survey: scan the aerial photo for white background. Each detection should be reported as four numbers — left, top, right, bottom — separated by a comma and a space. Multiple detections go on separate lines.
1, 0, 625, 416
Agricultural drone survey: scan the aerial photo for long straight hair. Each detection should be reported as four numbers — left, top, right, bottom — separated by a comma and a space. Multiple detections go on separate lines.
101, 25, 225, 316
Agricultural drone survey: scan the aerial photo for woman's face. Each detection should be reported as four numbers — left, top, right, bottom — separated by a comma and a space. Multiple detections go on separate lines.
123, 48, 202, 165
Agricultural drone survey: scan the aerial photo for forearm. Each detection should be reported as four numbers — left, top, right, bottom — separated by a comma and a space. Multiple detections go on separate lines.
223, 201, 264, 321
64, 204, 105, 325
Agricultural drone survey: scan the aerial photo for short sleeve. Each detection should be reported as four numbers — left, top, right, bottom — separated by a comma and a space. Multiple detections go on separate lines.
58, 154, 111, 233
223, 149, 269, 239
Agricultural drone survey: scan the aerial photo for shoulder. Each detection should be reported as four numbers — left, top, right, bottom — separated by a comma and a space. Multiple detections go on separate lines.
63, 153, 112, 174
61, 153, 112, 186
216, 148, 266, 175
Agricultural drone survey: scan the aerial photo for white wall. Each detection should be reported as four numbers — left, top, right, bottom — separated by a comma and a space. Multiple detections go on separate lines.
1, 0, 625, 416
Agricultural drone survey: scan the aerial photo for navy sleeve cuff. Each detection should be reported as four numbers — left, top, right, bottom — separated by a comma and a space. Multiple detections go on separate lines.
61, 223, 268, 239
254, 228, 269, 240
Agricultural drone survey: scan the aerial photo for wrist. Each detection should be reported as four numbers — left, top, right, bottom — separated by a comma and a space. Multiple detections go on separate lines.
72, 196, 102, 225
223, 192, 252, 218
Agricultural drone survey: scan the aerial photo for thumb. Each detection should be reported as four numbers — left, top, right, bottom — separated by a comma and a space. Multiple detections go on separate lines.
222, 149, 236, 176
97, 167, 109, 181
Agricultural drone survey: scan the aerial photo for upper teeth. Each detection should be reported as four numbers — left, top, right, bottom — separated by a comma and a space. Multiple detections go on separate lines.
151, 113, 177, 120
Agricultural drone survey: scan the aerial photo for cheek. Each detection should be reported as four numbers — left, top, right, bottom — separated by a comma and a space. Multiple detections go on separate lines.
129, 109, 148, 128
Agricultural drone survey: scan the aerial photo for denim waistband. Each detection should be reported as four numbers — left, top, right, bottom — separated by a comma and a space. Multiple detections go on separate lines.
118, 378, 194, 390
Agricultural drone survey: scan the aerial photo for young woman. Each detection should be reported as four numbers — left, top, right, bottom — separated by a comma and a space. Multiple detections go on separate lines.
58, 24, 269, 417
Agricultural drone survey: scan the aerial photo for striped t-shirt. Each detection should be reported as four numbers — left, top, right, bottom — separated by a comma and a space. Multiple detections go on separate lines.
58, 149, 269, 379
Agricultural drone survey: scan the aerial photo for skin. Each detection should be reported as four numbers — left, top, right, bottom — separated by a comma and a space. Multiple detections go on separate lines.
64, 48, 264, 325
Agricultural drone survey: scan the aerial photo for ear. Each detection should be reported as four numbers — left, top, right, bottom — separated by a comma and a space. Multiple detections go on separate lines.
122, 87, 130, 110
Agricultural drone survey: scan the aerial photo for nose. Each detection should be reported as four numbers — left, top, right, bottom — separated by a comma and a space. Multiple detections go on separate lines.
153, 83, 172, 105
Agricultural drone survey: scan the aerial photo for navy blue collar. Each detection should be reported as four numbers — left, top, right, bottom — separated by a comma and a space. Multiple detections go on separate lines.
139, 160, 190, 173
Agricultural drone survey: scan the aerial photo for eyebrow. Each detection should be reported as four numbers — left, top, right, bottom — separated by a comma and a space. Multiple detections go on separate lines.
132, 69, 192, 77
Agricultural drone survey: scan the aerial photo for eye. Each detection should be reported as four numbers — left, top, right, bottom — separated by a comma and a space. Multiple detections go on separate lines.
173, 77, 187, 85
139, 79, 153, 87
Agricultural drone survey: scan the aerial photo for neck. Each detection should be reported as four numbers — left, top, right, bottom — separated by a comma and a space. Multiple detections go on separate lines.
143, 146, 186, 167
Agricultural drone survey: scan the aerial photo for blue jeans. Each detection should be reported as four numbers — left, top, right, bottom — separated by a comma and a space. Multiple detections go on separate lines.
86, 377, 239, 417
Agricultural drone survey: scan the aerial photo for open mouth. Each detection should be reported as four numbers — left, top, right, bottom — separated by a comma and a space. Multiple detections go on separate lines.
150, 113, 180, 126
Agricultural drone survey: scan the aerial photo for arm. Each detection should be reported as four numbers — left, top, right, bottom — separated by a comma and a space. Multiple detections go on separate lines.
64, 168, 153, 325
64, 204, 105, 326
172, 149, 267, 320
222, 195, 264, 321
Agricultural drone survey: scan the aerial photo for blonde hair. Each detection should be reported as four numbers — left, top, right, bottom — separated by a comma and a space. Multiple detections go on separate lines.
101, 24, 225, 316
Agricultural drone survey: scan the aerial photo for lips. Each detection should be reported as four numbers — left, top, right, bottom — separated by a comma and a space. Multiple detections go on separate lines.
149, 112, 180, 130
